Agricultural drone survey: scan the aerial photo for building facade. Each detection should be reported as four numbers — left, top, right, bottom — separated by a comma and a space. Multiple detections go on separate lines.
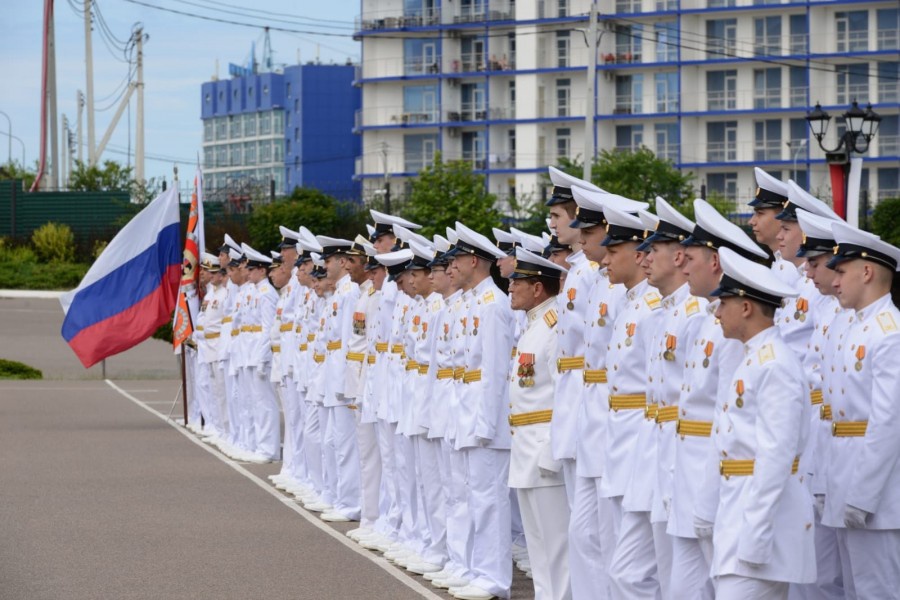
201, 63, 361, 202
353, 0, 899, 209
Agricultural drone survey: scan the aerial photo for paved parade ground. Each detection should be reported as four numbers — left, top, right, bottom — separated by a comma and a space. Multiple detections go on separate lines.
0, 296, 531, 599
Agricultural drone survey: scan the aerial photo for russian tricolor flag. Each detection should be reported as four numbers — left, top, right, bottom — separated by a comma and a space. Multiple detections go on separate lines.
61, 188, 182, 368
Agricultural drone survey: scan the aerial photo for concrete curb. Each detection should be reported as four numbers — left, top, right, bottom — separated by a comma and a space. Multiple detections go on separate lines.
0, 290, 66, 299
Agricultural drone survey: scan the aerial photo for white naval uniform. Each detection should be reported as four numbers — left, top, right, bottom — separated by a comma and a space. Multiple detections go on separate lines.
275, 276, 302, 483
247, 278, 280, 460
698, 326, 816, 598
509, 297, 571, 600
667, 299, 741, 600
195, 282, 228, 437
232, 281, 255, 452
322, 274, 362, 520
351, 280, 380, 529
570, 269, 625, 600
823, 294, 900, 599
220, 280, 240, 449
458, 276, 515, 598
306, 293, 331, 504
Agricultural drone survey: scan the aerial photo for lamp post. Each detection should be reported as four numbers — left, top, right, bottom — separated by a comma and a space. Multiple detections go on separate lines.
0, 110, 11, 165
805, 100, 881, 219
786, 138, 808, 183
0, 131, 26, 167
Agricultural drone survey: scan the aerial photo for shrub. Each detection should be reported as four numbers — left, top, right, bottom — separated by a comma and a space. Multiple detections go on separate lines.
0, 359, 42, 380
872, 197, 900, 247
31, 222, 76, 263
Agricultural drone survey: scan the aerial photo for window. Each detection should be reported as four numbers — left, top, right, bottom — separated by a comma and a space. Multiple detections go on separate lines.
707, 173, 737, 201
461, 36, 485, 72
260, 112, 272, 135
461, 131, 486, 168
556, 78, 571, 117
294, 99, 300, 112
655, 123, 678, 161
229, 115, 241, 139
556, 128, 571, 160
405, 134, 438, 172
616, 125, 644, 151
753, 68, 782, 109
836, 11, 868, 52
205, 92, 211, 104
558, 0, 567, 18
789, 67, 806, 107
216, 145, 228, 167
615, 24, 642, 63
273, 112, 284, 135
286, 82, 291, 98
509, 81, 516, 118
508, 128, 516, 161
273, 140, 283, 162
878, 167, 900, 201
655, 72, 678, 113
707, 121, 737, 162
294, 127, 299, 142
879, 116, 899, 158
616, 0, 640, 13
203, 146, 214, 168
754, 16, 781, 57
706, 19, 736, 58
404, 38, 440, 75
789, 14, 808, 54
248, 87, 253, 98
243, 113, 257, 137
461, 83, 486, 120
656, 0, 676, 11
836, 63, 868, 104
230, 143, 242, 166
878, 62, 900, 103
286, 139, 291, 155
877, 9, 899, 50
243, 142, 257, 166
707, 70, 737, 110
754, 120, 782, 161
655, 22, 678, 62
556, 31, 570, 68
259, 140, 272, 163
615, 74, 643, 114
215, 117, 228, 141
203, 120, 214, 142
404, 85, 439, 123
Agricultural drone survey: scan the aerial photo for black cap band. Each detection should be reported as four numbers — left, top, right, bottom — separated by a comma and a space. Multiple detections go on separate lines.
712, 273, 785, 307
750, 186, 788, 208
682, 225, 768, 263
601, 224, 645, 246
827, 243, 899, 271
775, 201, 799, 222
545, 185, 574, 206
570, 205, 605, 229
797, 235, 835, 257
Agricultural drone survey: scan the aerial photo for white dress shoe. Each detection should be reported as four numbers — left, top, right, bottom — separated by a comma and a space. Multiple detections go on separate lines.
320, 511, 351, 522
303, 502, 332, 513
406, 561, 442, 575
434, 576, 470, 589
423, 567, 452, 581
451, 584, 496, 600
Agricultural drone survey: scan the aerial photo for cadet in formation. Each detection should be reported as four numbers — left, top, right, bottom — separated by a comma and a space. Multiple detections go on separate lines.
183, 165, 900, 600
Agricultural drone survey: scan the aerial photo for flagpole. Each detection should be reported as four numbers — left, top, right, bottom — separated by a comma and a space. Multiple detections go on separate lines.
181, 349, 188, 425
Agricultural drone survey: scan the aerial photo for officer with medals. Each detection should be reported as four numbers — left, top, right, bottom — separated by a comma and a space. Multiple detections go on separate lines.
507, 246, 571, 600
674, 199, 769, 599
195, 253, 228, 442
823, 222, 900, 599
697, 247, 816, 599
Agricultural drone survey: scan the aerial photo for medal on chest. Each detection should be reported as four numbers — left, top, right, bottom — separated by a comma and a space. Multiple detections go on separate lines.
517, 353, 535, 388
473, 317, 480, 336
566, 288, 576, 311
794, 297, 809, 322
735, 379, 745, 409
353, 312, 366, 336
703, 341, 714, 368
624, 322, 636, 347
597, 302, 608, 327
332, 301, 338, 317
664, 334, 677, 361
855, 345, 865, 371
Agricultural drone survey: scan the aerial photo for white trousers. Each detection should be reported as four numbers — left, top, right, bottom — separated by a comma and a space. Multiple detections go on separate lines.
355, 417, 381, 528
225, 369, 241, 448
394, 431, 423, 551
445, 443, 472, 578
375, 420, 401, 538
278, 380, 296, 477
186, 352, 202, 426
302, 402, 324, 499
518, 485, 572, 600
835, 527, 900, 600
250, 367, 281, 460
669, 536, 714, 600
466, 446, 512, 599
510, 487, 526, 548
416, 435, 448, 566
652, 520, 673, 600
716, 575, 788, 600
325, 405, 361, 519
608, 510, 659, 600
789, 516, 844, 600
210, 362, 227, 437
236, 368, 256, 451
317, 404, 336, 505
569, 474, 607, 600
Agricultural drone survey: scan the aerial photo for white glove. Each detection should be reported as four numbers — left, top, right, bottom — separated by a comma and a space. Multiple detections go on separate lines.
693, 515, 714, 539
739, 559, 765, 569
844, 504, 869, 529
475, 436, 490, 447
814, 494, 826, 520
539, 467, 556, 478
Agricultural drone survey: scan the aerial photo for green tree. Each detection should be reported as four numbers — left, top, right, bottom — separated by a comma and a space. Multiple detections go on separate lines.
555, 147, 695, 210
402, 152, 502, 238
68, 159, 134, 191
872, 196, 900, 247
247, 187, 366, 251
0, 160, 37, 190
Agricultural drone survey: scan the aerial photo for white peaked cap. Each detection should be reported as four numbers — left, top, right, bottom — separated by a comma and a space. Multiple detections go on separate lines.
410, 239, 435, 262
446, 226, 459, 244
510, 227, 545, 253
241, 243, 272, 264
511, 246, 569, 277
375, 248, 414, 266
492, 227, 516, 245
433, 234, 451, 253
228, 248, 243, 261
369, 209, 422, 229
366, 224, 376, 237
691, 199, 769, 260
655, 196, 695, 232
223, 233, 241, 252
394, 224, 431, 247
201, 251, 220, 266
455, 221, 508, 260
311, 253, 324, 267
715, 246, 799, 305
638, 210, 660, 232
830, 221, 900, 271
279, 225, 301, 241
548, 166, 604, 193
786, 180, 841, 220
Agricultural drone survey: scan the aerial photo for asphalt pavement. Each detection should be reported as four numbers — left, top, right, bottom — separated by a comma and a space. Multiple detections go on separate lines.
0, 296, 534, 599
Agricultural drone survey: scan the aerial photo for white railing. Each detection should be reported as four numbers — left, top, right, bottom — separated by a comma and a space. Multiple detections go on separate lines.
837, 30, 868, 53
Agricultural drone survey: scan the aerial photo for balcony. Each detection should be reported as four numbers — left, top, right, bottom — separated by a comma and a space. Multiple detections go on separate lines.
707, 142, 736, 162
614, 95, 642, 115
615, 0, 641, 13
789, 33, 808, 54
656, 96, 679, 113
879, 82, 899, 104
754, 141, 782, 161
462, 152, 487, 169
880, 136, 899, 157
355, 105, 441, 128
405, 56, 442, 76
706, 40, 736, 59
657, 143, 679, 162
356, 9, 440, 31
878, 188, 900, 201
878, 29, 899, 51
753, 89, 781, 109
707, 90, 736, 111
460, 103, 488, 121
404, 152, 436, 173
836, 30, 868, 53
837, 83, 868, 105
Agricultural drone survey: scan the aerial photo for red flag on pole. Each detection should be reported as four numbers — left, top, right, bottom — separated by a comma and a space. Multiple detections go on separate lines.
173, 168, 205, 349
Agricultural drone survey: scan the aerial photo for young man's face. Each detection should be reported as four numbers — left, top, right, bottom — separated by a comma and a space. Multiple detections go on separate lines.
269, 264, 290, 288
429, 265, 452, 296
548, 249, 572, 269
714, 296, 744, 340
373, 234, 396, 254
749, 207, 781, 251
497, 254, 516, 278
806, 254, 837, 296
549, 203, 579, 246
644, 242, 680, 292
324, 255, 343, 281
831, 260, 866, 310
579, 225, 607, 264
682, 246, 720, 298
341, 255, 366, 283
776, 220, 803, 261
247, 265, 267, 284
602, 243, 642, 286
369, 266, 387, 290
410, 268, 433, 297
199, 268, 212, 287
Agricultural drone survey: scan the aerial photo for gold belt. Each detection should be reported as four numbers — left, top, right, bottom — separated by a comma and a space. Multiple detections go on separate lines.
463, 369, 482, 383
583, 369, 608, 384
436, 368, 454, 380
346, 352, 365, 362
510, 346, 517, 359
231, 329, 240, 337
271, 345, 281, 352
222, 317, 233, 324
279, 323, 293, 332
656, 405, 679, 423
405, 360, 420, 371
820, 404, 832, 421
557, 356, 585, 372
348, 404, 358, 410
509, 409, 553, 427
367, 354, 376, 365
810, 389, 823, 406
241, 325, 262, 333
417, 363, 430, 375
196, 326, 204, 332
609, 394, 647, 411
832, 421, 867, 437
645, 403, 659, 420
327, 340, 342, 351
204, 332, 221, 339
307, 334, 316, 342
453, 367, 465, 380
676, 419, 713, 437
313, 353, 325, 364
295, 325, 303, 333
375, 342, 388, 353
391, 344, 405, 354
721, 457, 799, 478
299, 343, 309, 352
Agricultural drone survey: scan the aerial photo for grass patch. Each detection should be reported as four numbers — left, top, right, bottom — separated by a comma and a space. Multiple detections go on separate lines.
0, 359, 43, 380
0, 260, 89, 290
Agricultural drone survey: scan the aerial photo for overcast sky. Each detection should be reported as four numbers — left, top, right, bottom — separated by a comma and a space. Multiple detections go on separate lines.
1, 0, 360, 185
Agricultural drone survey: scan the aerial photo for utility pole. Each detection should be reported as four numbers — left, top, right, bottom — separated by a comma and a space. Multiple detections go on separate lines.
60, 115, 68, 186
48, 9, 59, 189
135, 27, 145, 184
380, 141, 391, 213
84, 0, 96, 166
76, 91, 84, 164
583, 1, 599, 183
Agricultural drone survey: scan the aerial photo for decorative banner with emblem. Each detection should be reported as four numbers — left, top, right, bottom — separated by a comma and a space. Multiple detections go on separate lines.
173, 167, 206, 349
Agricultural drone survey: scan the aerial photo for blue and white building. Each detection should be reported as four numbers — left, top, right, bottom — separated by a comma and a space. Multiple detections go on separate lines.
353, 0, 899, 207
201, 62, 361, 201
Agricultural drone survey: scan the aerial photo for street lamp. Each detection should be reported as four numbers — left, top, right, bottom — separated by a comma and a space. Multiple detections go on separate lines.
0, 110, 11, 165
786, 139, 808, 183
805, 100, 881, 219
0, 130, 25, 167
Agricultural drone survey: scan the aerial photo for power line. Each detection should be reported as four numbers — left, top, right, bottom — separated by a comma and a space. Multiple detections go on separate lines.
168, 0, 355, 31
180, 0, 358, 26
